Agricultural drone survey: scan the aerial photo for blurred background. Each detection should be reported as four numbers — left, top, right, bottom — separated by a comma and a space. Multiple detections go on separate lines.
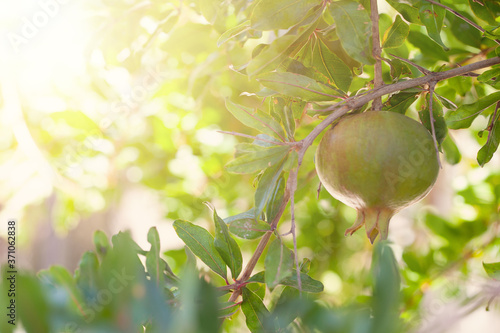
0, 1, 499, 332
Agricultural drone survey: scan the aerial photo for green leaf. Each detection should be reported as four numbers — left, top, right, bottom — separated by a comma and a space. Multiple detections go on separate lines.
372, 241, 401, 333
469, 0, 500, 26
173, 220, 227, 279
382, 89, 420, 114
386, 0, 421, 24
228, 217, 271, 239
217, 20, 250, 47
313, 37, 352, 92
250, 0, 320, 31
241, 287, 271, 333
225, 99, 286, 140
386, 58, 412, 80
257, 72, 344, 101
419, 2, 448, 50
213, 209, 243, 279
477, 111, 500, 166
265, 238, 294, 289
266, 174, 285, 222
383, 15, 410, 49
477, 67, 500, 89
255, 159, 286, 220
273, 99, 295, 140
329, 1, 374, 65
226, 145, 291, 174
248, 271, 324, 293
407, 30, 449, 62
483, 261, 500, 279
93, 230, 110, 258
445, 92, 500, 129
74, 251, 99, 291
145, 227, 175, 285
38, 266, 85, 314
418, 94, 447, 146
447, 10, 482, 49
17, 273, 51, 333
442, 134, 461, 165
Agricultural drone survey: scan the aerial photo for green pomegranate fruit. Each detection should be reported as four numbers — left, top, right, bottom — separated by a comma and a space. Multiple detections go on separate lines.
315, 111, 439, 243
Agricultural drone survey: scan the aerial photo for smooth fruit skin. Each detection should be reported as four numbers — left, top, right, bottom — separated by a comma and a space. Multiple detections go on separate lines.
315, 111, 439, 243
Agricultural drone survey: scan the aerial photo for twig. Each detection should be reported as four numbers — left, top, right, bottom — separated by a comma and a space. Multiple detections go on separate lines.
217, 131, 296, 146
428, 82, 443, 169
424, 0, 500, 45
484, 101, 500, 146
370, 0, 383, 110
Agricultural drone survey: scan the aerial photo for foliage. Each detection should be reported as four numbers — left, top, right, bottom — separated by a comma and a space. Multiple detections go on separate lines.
2, 0, 500, 332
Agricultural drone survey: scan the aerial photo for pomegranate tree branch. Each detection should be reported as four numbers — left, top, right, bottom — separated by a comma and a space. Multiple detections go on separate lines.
370, 0, 383, 110
428, 82, 443, 168
226, 56, 500, 304
424, 0, 500, 45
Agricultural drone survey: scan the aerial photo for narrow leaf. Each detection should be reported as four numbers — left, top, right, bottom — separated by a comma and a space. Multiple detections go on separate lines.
93, 230, 110, 258
469, 0, 500, 26
173, 220, 227, 279
418, 95, 447, 146
419, 3, 448, 50
383, 15, 410, 49
241, 287, 271, 332
250, 0, 320, 31
228, 218, 271, 239
477, 111, 500, 167
213, 209, 243, 279
266, 174, 285, 223
248, 271, 324, 293
383, 90, 420, 114
217, 20, 251, 47
74, 251, 99, 291
442, 135, 461, 165
225, 99, 286, 140
257, 71, 344, 102
445, 92, 500, 129
226, 145, 291, 174
477, 67, 500, 89
329, 1, 374, 65
254, 159, 286, 220
265, 238, 293, 289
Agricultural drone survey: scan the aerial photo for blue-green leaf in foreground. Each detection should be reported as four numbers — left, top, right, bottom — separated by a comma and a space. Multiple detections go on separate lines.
250, 0, 320, 31
257, 72, 344, 102
213, 209, 243, 279
477, 109, 500, 167
483, 261, 500, 280
226, 145, 290, 174
445, 92, 500, 129
241, 287, 271, 333
265, 238, 293, 289
173, 220, 227, 279
419, 2, 448, 50
329, 1, 373, 65
146, 227, 176, 285
382, 15, 410, 49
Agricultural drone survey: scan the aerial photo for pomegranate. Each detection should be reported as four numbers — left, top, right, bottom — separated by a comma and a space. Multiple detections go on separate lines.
315, 111, 439, 243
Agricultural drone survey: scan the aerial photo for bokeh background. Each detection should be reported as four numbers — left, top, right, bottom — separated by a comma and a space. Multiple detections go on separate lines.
1, 1, 499, 332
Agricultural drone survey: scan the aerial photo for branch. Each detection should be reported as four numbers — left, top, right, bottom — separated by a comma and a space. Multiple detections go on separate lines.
424, 0, 500, 45
370, 0, 383, 110
428, 82, 443, 169
226, 56, 500, 304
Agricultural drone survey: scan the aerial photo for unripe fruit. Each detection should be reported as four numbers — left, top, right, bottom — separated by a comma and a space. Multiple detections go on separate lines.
315, 111, 439, 243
